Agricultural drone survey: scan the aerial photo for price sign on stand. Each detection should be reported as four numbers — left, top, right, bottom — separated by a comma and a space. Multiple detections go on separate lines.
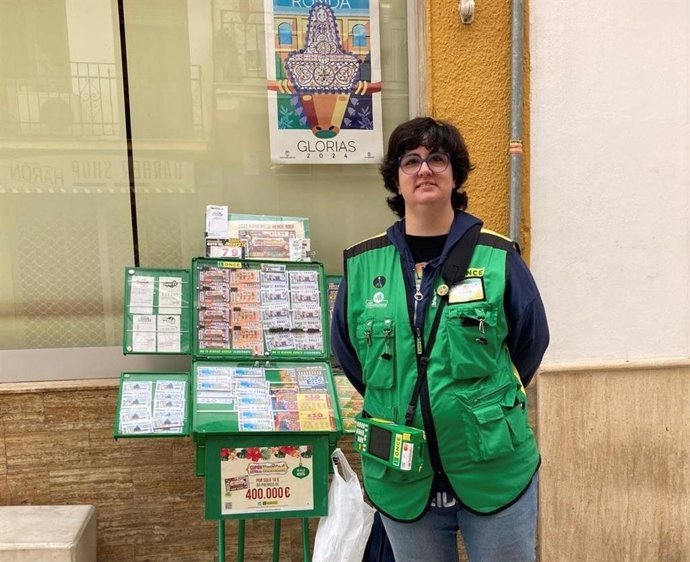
204, 434, 329, 520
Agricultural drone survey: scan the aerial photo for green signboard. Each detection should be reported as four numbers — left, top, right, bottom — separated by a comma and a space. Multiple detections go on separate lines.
123, 268, 192, 354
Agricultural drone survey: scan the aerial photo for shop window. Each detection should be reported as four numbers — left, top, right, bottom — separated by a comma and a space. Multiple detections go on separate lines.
0, 0, 415, 381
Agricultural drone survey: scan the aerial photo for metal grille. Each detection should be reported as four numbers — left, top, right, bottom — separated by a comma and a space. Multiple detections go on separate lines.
15, 209, 106, 347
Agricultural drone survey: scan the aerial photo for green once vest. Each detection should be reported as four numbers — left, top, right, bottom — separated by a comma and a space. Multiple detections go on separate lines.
345, 231, 540, 521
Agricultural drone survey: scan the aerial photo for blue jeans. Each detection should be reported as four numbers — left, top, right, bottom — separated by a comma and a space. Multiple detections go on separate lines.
380, 474, 538, 562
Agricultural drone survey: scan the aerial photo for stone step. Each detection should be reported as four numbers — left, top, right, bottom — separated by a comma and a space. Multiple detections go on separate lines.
0, 505, 96, 562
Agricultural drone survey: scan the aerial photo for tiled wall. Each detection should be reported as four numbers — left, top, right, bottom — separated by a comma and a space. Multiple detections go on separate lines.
537, 363, 689, 561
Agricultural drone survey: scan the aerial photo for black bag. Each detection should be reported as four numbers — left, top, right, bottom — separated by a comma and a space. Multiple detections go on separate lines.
362, 512, 395, 562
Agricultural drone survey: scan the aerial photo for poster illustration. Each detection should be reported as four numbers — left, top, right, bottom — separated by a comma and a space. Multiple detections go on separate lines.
264, 0, 383, 164
219, 444, 314, 515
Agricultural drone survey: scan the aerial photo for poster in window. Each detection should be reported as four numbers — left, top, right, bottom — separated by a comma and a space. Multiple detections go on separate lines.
264, 0, 383, 164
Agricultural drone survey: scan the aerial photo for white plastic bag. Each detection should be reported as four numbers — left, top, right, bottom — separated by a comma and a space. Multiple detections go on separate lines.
312, 448, 376, 562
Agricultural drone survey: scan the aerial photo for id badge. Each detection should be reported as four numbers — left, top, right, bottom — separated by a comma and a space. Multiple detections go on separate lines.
448, 277, 485, 304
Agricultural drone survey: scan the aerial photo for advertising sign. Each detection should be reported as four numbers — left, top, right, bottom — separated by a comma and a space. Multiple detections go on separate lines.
205, 434, 330, 519
219, 444, 314, 515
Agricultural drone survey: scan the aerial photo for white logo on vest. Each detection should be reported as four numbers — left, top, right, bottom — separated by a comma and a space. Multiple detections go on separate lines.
365, 291, 388, 308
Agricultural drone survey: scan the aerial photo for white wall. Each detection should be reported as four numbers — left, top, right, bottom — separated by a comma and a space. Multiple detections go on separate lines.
530, 2, 690, 364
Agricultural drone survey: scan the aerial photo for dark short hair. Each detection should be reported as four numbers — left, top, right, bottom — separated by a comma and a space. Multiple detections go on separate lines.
380, 117, 473, 217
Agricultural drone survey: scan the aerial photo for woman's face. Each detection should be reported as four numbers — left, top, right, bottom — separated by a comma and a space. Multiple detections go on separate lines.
396, 146, 454, 213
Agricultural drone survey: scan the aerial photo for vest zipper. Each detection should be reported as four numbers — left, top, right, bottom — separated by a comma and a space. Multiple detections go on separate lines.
413, 265, 424, 354
412, 267, 423, 326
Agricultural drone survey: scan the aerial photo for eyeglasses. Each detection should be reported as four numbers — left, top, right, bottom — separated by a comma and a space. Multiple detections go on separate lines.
398, 152, 450, 175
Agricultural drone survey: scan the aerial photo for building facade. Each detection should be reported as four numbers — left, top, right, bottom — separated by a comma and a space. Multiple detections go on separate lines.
1, 1, 687, 560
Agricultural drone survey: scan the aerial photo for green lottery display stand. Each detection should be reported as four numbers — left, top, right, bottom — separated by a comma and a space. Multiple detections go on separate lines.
115, 258, 343, 562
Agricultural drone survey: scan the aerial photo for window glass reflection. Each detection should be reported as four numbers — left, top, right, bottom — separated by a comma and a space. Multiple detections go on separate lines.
0, 0, 410, 352
0, 0, 132, 350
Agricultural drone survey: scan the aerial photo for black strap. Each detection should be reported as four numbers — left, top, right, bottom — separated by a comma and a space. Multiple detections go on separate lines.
404, 223, 482, 425
441, 223, 482, 285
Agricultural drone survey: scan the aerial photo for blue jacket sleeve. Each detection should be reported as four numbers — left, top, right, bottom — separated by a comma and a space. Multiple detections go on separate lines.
330, 274, 365, 395
504, 249, 549, 387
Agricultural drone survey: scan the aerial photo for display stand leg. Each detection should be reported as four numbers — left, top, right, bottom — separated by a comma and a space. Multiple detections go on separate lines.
217, 521, 225, 562
272, 519, 281, 562
238, 520, 246, 562
301, 518, 310, 562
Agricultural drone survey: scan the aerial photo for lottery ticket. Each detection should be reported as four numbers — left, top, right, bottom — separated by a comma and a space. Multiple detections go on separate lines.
274, 412, 300, 431
238, 408, 273, 421
271, 388, 299, 411
129, 275, 154, 314
260, 270, 289, 285
238, 418, 274, 431
232, 339, 265, 355
119, 406, 151, 424
290, 290, 320, 306
200, 268, 231, 284
131, 315, 156, 352
197, 391, 235, 405
232, 367, 264, 378
198, 280, 230, 293
293, 332, 323, 352
156, 380, 186, 393
289, 270, 318, 288
153, 414, 184, 430
262, 306, 292, 330
231, 306, 261, 323
198, 325, 231, 348
261, 263, 287, 272
236, 378, 268, 391
238, 394, 270, 408
265, 332, 295, 351
196, 369, 232, 390
154, 397, 185, 410
158, 277, 183, 315
232, 327, 262, 345
261, 288, 290, 305
199, 307, 230, 323
292, 307, 322, 331
230, 287, 261, 304
232, 269, 260, 284
297, 369, 328, 390
157, 315, 180, 332
120, 420, 155, 434
122, 380, 153, 396
199, 287, 230, 305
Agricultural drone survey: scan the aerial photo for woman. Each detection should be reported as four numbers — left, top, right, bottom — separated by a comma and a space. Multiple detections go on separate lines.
331, 117, 549, 562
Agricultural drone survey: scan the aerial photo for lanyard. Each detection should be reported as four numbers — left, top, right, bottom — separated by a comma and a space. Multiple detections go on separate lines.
403, 223, 482, 426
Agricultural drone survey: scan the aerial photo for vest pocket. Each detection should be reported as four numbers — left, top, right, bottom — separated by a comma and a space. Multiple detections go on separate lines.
362, 455, 431, 484
461, 382, 529, 462
445, 304, 499, 379
470, 403, 514, 461
356, 319, 396, 389
502, 384, 532, 446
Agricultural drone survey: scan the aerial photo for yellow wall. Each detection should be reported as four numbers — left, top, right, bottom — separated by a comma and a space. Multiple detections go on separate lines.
427, 2, 532, 258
